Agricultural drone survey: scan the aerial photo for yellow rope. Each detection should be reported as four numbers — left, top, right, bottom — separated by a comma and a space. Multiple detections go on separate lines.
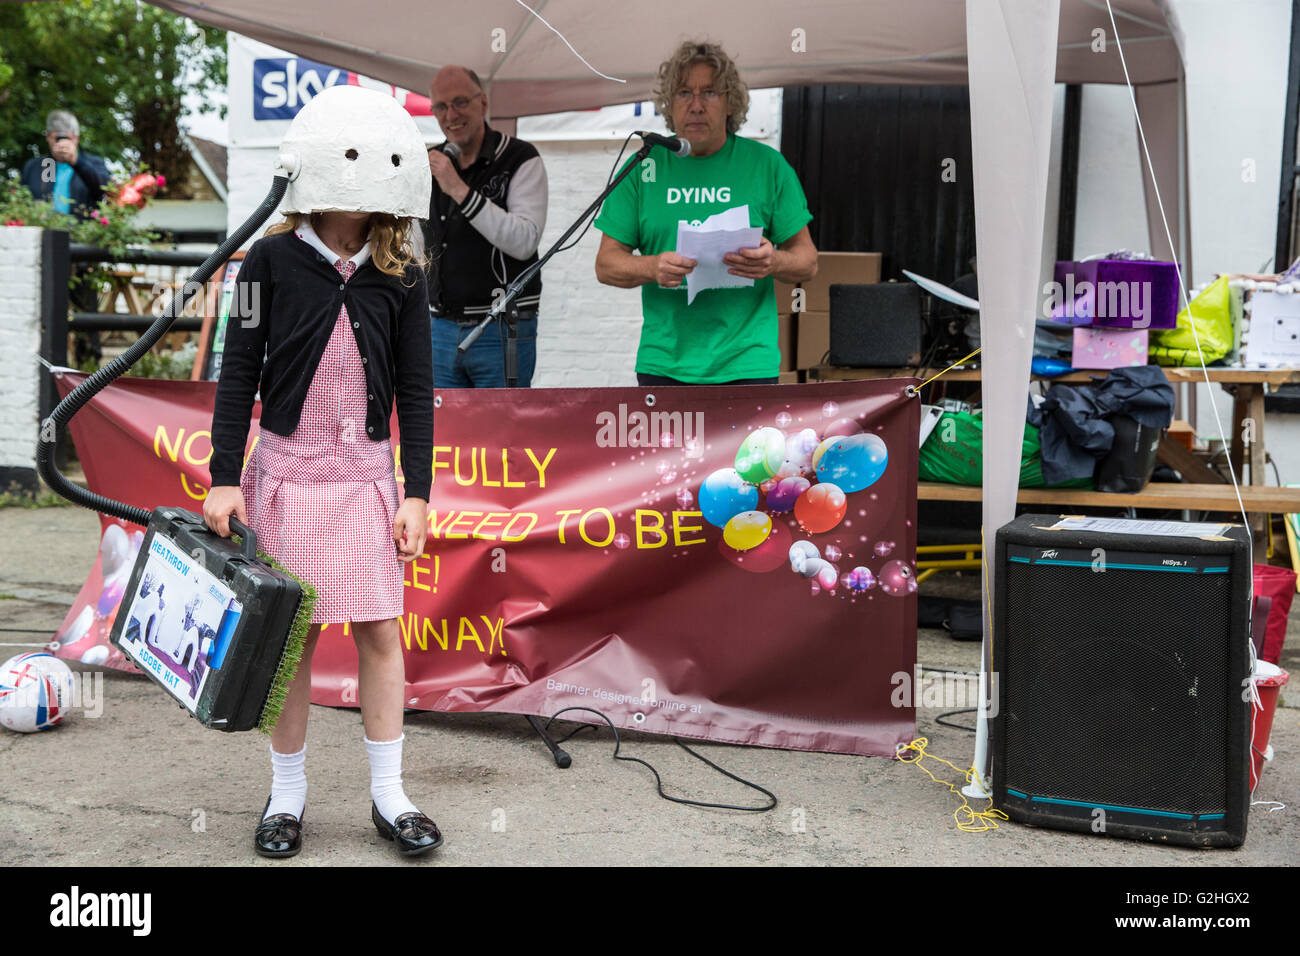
897, 736, 1009, 833
913, 346, 983, 392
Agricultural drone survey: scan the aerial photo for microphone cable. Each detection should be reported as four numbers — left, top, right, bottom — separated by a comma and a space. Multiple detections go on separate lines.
544, 706, 777, 812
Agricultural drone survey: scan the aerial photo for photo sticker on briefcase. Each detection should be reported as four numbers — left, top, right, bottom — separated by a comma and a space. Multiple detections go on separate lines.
118, 533, 243, 713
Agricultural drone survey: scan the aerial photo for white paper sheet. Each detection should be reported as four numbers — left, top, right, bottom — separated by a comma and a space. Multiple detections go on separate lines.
675, 205, 762, 305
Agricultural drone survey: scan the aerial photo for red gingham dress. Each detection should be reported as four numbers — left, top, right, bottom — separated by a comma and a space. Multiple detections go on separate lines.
240, 257, 403, 625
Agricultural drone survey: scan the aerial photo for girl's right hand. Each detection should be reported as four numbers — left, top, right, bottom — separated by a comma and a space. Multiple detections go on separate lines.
203, 486, 248, 538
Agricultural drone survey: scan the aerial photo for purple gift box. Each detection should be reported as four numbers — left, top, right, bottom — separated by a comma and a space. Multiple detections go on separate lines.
1050, 259, 1179, 329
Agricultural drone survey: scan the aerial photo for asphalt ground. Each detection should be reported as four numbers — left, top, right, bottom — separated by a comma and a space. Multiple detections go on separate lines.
1, 502, 1296, 868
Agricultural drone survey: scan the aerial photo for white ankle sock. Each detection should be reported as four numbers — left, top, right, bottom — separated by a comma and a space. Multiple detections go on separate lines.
365, 734, 419, 824
265, 745, 307, 820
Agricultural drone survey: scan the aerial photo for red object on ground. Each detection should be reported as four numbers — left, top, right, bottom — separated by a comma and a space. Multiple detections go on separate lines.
1250, 663, 1289, 791
1253, 564, 1297, 663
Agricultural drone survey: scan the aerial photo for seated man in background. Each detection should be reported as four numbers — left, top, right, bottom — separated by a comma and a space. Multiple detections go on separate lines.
594, 40, 817, 386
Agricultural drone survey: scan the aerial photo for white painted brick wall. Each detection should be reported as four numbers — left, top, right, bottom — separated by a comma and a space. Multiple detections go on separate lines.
531, 140, 645, 388
0, 227, 42, 474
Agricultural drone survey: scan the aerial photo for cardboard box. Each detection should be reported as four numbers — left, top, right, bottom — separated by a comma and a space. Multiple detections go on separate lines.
774, 279, 799, 316
802, 252, 882, 313
796, 311, 831, 369
1071, 326, 1149, 369
777, 370, 803, 384
778, 312, 796, 371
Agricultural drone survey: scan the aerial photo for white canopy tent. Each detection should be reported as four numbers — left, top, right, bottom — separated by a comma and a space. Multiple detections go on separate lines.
152, 0, 1188, 785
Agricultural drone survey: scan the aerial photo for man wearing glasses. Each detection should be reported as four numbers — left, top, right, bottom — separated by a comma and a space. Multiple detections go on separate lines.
424, 65, 549, 387
594, 41, 817, 386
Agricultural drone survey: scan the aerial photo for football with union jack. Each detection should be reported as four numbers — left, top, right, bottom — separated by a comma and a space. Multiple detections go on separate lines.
0, 652, 75, 733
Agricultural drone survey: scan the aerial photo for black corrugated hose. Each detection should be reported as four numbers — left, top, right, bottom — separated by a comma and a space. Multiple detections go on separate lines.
35, 176, 290, 526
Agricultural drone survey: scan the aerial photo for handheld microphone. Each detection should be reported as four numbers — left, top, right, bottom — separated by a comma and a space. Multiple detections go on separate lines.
636, 131, 691, 157
440, 141, 462, 163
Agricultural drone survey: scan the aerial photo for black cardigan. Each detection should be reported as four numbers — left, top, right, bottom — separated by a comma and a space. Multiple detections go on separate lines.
209, 232, 433, 499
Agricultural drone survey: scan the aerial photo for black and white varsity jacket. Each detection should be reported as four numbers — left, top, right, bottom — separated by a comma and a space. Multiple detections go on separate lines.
422, 125, 548, 318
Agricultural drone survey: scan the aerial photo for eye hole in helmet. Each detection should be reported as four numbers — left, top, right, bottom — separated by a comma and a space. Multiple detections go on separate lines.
391, 154, 401, 167
345, 148, 359, 160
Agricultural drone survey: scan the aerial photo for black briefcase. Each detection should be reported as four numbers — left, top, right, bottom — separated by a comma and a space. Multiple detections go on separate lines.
109, 507, 311, 732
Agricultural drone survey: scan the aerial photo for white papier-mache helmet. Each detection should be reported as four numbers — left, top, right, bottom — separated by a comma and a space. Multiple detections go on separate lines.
277, 85, 431, 218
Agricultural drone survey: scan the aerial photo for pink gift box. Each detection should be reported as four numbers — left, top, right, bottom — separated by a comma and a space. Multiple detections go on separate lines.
1071, 327, 1149, 369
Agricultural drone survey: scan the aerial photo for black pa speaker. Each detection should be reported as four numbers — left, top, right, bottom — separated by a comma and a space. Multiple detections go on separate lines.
993, 514, 1252, 848
829, 283, 922, 367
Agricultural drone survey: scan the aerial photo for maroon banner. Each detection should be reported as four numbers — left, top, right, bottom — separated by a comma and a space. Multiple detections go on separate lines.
53, 371, 918, 756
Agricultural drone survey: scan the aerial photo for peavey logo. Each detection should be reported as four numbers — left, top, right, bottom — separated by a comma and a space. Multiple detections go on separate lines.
1040, 550, 1059, 559
595, 403, 703, 449
50, 886, 151, 936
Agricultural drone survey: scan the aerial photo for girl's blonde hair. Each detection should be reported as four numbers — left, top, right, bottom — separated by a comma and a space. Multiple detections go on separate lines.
266, 212, 426, 283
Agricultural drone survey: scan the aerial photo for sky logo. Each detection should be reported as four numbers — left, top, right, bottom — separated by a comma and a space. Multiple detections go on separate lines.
254, 57, 348, 119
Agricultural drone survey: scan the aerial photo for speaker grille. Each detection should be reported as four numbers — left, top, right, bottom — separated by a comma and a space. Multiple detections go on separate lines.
1002, 561, 1230, 814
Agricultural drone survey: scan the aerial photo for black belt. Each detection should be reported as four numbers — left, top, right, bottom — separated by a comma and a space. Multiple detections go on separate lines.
431, 309, 536, 325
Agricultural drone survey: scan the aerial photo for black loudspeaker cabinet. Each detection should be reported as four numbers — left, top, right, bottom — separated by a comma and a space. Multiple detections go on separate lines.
993, 514, 1252, 848
829, 283, 922, 367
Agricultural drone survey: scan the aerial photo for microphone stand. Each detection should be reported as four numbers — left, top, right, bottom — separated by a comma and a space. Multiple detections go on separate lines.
457, 139, 658, 389
456, 139, 657, 765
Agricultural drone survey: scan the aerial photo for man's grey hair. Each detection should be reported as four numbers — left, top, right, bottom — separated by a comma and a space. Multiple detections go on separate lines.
46, 110, 80, 136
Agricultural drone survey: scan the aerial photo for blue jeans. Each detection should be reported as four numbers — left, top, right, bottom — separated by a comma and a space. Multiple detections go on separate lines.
432, 312, 537, 388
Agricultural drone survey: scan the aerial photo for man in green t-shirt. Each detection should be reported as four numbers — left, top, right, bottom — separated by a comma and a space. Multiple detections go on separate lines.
594, 40, 818, 386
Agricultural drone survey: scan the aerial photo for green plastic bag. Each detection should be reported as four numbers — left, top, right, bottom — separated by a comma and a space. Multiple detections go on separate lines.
918, 410, 1092, 488
1149, 274, 1234, 366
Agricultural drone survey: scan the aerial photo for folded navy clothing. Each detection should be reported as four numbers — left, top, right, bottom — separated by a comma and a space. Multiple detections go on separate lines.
1037, 366, 1174, 485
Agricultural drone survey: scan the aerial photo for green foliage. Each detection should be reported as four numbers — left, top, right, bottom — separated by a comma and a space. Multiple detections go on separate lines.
2, 177, 161, 295
0, 1, 226, 192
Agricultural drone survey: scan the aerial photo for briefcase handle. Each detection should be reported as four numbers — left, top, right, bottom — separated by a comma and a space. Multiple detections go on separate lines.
228, 515, 259, 563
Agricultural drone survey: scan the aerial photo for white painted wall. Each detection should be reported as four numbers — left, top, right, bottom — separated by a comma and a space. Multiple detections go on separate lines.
1070, 0, 1297, 481
0, 227, 43, 480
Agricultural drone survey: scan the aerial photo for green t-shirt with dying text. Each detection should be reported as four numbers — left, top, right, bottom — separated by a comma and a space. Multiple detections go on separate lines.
594, 134, 812, 383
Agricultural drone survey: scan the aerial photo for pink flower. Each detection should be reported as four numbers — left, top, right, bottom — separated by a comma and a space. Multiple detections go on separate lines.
155, 175, 166, 188
98, 216, 110, 225
6, 220, 24, 227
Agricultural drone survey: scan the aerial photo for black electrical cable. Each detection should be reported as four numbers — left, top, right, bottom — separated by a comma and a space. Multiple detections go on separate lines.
545, 707, 777, 812
935, 708, 978, 732
36, 175, 291, 522
549, 132, 638, 257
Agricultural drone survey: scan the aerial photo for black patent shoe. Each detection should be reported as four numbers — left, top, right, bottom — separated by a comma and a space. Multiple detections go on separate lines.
371, 802, 443, 856
255, 796, 304, 858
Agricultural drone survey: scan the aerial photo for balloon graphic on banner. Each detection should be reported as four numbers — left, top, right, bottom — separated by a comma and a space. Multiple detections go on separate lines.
766, 476, 810, 513
699, 468, 758, 528
734, 427, 786, 484
815, 433, 888, 493
824, 417, 864, 438
878, 560, 918, 596
777, 427, 820, 478
846, 567, 877, 592
794, 482, 847, 533
788, 540, 820, 574
723, 510, 772, 552
720, 522, 788, 573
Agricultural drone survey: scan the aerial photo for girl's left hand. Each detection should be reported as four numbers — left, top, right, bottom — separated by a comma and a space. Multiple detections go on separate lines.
393, 497, 429, 562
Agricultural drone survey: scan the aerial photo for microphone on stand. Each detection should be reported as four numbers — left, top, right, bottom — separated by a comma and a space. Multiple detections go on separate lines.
635, 131, 691, 157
